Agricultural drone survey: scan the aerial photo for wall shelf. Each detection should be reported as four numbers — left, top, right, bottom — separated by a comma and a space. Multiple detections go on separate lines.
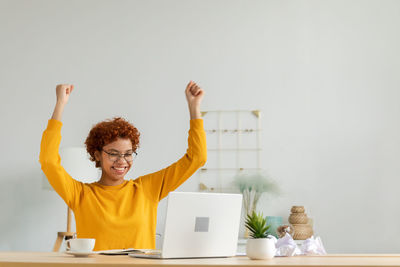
198, 110, 262, 192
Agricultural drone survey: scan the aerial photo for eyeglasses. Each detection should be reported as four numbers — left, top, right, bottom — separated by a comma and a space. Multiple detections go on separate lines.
102, 150, 137, 162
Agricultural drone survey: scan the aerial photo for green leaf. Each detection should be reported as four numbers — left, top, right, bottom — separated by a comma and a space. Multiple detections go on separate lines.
244, 211, 270, 238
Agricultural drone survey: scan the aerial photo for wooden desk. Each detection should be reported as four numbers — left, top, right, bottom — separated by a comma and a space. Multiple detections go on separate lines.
1, 252, 400, 267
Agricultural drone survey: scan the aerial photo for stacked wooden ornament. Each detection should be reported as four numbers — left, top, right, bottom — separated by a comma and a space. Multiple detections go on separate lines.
288, 206, 313, 240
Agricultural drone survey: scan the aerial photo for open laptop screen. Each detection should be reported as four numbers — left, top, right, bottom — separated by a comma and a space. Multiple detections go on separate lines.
159, 192, 243, 259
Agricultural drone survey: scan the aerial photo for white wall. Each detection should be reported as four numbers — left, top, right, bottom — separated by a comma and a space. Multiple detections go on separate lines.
1, 0, 400, 253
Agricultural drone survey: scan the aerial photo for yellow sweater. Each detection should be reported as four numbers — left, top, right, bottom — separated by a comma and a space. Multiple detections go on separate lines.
39, 119, 207, 251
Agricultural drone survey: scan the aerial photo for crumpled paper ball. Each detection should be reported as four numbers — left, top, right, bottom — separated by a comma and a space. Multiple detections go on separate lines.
300, 236, 327, 255
275, 233, 301, 256
273, 233, 327, 256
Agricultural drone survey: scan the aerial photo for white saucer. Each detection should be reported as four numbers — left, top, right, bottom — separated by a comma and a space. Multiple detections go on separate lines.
65, 250, 94, 257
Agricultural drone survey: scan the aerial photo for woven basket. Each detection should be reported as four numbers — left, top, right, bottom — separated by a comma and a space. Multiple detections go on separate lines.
291, 206, 305, 213
292, 224, 313, 240
288, 213, 308, 224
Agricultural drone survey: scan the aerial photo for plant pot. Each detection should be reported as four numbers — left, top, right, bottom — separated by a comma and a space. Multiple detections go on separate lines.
246, 238, 275, 260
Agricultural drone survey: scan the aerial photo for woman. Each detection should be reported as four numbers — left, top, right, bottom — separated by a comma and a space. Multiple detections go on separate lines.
39, 81, 207, 251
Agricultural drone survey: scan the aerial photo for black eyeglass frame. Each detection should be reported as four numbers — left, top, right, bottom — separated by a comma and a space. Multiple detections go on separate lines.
102, 149, 138, 162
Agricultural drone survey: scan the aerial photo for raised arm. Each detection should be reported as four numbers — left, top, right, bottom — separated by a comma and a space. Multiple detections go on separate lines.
39, 84, 82, 209
138, 81, 207, 201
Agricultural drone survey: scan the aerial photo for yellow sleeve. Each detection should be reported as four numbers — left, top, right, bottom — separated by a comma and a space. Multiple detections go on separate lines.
138, 119, 207, 202
39, 119, 83, 209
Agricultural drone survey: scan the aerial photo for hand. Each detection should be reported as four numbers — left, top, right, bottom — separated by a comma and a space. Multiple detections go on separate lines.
55, 84, 74, 105
185, 81, 204, 109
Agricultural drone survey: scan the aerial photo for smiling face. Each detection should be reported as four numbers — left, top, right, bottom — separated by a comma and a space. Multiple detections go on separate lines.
94, 138, 134, 186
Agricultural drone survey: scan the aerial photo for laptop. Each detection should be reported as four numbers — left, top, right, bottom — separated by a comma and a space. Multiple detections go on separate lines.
129, 191, 242, 259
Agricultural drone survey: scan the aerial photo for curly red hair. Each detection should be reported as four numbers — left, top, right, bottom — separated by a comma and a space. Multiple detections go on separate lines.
85, 117, 140, 167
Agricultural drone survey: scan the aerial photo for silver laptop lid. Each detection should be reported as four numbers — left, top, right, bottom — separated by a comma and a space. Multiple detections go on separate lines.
160, 192, 242, 258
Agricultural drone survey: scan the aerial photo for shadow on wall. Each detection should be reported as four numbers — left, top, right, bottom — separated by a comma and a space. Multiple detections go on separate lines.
0, 168, 68, 251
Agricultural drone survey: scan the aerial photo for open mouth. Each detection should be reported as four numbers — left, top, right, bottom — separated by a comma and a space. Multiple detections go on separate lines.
111, 166, 128, 174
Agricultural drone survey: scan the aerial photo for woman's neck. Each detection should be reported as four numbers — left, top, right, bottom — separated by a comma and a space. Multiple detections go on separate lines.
98, 175, 125, 186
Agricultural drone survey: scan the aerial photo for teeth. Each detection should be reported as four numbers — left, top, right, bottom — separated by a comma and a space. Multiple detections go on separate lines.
114, 167, 125, 171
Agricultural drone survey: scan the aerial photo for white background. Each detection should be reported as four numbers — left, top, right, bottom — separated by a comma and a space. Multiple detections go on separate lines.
1, 0, 400, 253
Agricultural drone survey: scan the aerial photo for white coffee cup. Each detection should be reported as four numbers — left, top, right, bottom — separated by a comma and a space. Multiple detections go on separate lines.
66, 238, 95, 252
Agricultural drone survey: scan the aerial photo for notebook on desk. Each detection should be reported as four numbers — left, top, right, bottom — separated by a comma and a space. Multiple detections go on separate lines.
96, 249, 154, 255
129, 192, 243, 259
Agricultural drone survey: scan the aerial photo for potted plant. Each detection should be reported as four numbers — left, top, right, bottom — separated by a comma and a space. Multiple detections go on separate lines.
245, 211, 276, 260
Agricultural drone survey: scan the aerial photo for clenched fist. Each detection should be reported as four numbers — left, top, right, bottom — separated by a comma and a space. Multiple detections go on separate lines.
56, 84, 74, 105
185, 81, 204, 109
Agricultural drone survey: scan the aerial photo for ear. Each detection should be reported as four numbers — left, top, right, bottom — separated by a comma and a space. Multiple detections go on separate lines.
94, 150, 101, 162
